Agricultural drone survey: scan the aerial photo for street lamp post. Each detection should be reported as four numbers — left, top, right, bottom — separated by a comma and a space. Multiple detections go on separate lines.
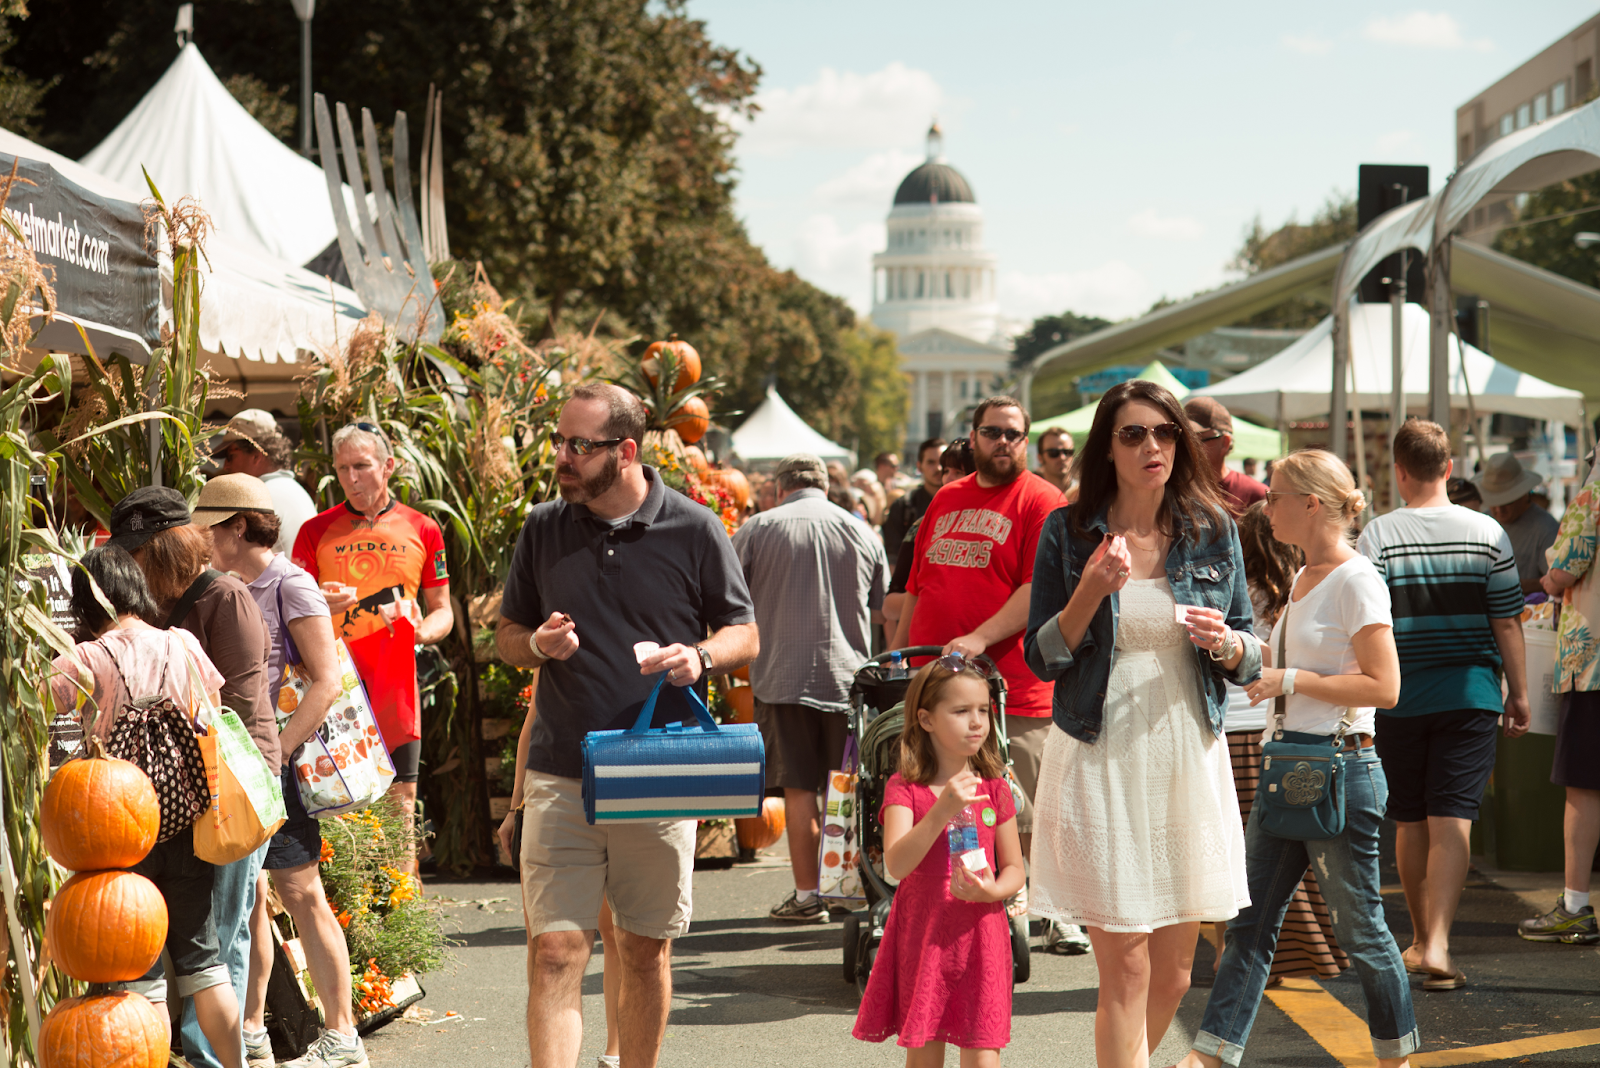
290, 0, 315, 156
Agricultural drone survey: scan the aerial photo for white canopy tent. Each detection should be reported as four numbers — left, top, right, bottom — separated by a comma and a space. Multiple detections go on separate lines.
80, 44, 341, 267
0, 125, 366, 405
729, 386, 854, 466
1194, 302, 1584, 426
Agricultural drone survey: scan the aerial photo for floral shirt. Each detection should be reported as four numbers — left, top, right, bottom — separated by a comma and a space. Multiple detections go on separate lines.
1551, 480, 1600, 693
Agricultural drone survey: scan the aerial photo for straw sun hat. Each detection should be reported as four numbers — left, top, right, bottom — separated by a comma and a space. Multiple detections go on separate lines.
1473, 452, 1543, 509
191, 473, 277, 527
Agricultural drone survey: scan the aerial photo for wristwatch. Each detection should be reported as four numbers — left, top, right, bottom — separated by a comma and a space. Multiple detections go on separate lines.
693, 644, 714, 675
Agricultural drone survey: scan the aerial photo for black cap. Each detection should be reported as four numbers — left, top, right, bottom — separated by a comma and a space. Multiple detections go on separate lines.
107, 486, 192, 551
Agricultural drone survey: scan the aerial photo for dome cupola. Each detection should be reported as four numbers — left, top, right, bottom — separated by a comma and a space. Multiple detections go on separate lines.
892, 120, 976, 205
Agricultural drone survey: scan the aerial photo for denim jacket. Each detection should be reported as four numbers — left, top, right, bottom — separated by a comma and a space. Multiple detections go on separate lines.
1023, 503, 1262, 744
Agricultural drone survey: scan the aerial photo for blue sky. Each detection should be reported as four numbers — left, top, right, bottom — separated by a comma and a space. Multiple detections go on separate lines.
685, 1, 1598, 330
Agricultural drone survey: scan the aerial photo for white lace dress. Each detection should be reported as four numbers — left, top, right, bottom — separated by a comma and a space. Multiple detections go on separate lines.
1030, 578, 1249, 932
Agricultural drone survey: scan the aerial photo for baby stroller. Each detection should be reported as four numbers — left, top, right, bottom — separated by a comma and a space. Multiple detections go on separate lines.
840, 646, 1031, 996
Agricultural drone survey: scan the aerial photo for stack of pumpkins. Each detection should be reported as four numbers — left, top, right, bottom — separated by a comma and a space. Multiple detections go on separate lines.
641, 336, 708, 445
37, 743, 170, 1068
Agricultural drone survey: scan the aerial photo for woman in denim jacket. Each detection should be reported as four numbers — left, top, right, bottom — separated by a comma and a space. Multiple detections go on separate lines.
1023, 380, 1261, 1068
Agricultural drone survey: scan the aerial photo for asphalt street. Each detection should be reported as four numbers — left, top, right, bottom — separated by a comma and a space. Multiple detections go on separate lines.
365, 848, 1600, 1068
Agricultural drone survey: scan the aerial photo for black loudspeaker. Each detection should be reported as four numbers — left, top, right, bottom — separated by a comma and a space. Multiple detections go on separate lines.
1357, 164, 1430, 303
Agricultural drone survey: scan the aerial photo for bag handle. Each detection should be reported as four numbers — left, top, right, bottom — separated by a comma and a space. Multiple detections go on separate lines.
180, 643, 221, 731
1273, 578, 1354, 747
629, 673, 718, 734
275, 582, 303, 667
165, 568, 224, 630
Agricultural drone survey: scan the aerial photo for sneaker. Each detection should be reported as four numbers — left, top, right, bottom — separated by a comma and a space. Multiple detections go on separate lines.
598, 1057, 620, 1068
1043, 919, 1092, 955
244, 1025, 275, 1068
1518, 898, 1600, 944
283, 1029, 368, 1068
769, 890, 826, 923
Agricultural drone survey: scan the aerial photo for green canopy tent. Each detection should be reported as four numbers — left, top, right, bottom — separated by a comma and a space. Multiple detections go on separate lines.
1028, 360, 1286, 460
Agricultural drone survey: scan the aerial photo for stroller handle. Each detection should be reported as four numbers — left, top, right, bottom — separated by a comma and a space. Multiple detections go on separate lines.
862, 647, 1006, 693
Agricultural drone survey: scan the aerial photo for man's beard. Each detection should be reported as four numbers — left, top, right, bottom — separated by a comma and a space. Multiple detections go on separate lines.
976, 448, 1023, 485
558, 451, 621, 504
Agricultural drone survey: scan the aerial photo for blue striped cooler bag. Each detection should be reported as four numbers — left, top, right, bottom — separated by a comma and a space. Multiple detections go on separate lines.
581, 673, 765, 824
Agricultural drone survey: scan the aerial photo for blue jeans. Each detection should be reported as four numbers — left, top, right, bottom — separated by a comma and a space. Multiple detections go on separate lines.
1193, 744, 1420, 1066
180, 844, 267, 1068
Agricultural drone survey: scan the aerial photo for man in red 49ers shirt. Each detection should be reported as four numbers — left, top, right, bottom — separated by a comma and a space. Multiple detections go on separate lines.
890, 395, 1088, 954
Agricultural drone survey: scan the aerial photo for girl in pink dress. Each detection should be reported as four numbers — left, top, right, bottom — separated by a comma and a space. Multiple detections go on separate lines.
854, 655, 1026, 1067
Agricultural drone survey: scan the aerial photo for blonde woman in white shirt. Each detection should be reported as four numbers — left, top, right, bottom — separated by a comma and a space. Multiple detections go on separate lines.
1175, 449, 1419, 1068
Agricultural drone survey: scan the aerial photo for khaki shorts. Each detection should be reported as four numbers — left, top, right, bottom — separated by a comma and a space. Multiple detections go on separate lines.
1005, 714, 1051, 835
519, 769, 696, 940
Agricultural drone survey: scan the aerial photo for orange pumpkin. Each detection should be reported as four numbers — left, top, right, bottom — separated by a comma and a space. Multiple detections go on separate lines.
41, 751, 159, 872
731, 663, 750, 682
46, 871, 167, 983
724, 685, 754, 723
40, 990, 169, 1068
682, 445, 711, 476
641, 336, 702, 392
708, 467, 751, 511
671, 396, 710, 445
736, 796, 786, 851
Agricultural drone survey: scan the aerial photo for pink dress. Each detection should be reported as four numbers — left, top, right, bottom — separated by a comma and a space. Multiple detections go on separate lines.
853, 773, 1015, 1050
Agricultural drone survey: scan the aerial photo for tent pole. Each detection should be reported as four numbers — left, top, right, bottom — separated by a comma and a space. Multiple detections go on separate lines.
1390, 249, 1407, 447
1331, 298, 1350, 462
1349, 345, 1371, 523
1428, 239, 1452, 429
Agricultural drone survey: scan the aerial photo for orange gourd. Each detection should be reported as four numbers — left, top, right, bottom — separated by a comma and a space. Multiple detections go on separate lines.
641, 336, 702, 392
724, 685, 754, 723
40, 990, 169, 1068
46, 871, 167, 983
736, 796, 786, 850
731, 663, 750, 682
671, 396, 710, 444
41, 750, 159, 871
708, 467, 750, 511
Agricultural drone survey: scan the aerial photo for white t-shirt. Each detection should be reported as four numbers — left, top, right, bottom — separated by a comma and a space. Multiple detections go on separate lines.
262, 470, 318, 556
1266, 555, 1393, 736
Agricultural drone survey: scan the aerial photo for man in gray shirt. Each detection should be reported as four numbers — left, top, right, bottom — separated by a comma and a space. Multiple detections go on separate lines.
1477, 452, 1560, 594
733, 453, 888, 923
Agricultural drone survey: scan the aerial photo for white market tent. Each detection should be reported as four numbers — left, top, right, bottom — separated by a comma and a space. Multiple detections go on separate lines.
1194, 301, 1584, 426
81, 43, 340, 267
729, 386, 854, 465
0, 125, 366, 406
1030, 359, 1287, 459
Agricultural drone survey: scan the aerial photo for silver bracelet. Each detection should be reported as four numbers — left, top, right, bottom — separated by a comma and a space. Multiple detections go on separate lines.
1208, 630, 1239, 662
528, 631, 551, 662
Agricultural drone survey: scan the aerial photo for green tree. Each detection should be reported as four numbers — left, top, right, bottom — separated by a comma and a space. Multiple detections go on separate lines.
1493, 172, 1600, 290
840, 323, 909, 462
1011, 310, 1111, 369
0, 0, 47, 137
1227, 190, 1356, 329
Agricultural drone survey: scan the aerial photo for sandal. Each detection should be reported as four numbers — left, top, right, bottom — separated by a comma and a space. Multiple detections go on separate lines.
1422, 967, 1467, 991
1401, 946, 1427, 976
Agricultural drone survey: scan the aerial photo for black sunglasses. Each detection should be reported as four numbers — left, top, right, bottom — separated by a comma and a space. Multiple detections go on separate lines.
1115, 423, 1182, 446
552, 432, 624, 456
1196, 429, 1226, 442
1041, 446, 1074, 459
974, 425, 1027, 444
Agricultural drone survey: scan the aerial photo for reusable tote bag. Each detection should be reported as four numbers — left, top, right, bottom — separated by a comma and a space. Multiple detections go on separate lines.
581, 673, 764, 825
818, 734, 865, 906
275, 586, 396, 817
187, 654, 286, 865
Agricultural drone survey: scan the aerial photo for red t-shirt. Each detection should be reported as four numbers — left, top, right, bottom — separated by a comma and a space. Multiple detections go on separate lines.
292, 500, 449, 749
1219, 468, 1268, 517
906, 472, 1065, 717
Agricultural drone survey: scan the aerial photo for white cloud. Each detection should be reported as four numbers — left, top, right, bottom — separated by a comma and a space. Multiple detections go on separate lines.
1362, 12, 1492, 51
790, 214, 885, 312
733, 63, 945, 157
1128, 209, 1205, 241
1375, 129, 1416, 154
813, 150, 925, 207
999, 262, 1151, 322
1282, 33, 1334, 55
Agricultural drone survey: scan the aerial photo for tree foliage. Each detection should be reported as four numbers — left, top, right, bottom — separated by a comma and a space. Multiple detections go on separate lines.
1011, 310, 1112, 368
1493, 171, 1600, 291
1227, 190, 1356, 329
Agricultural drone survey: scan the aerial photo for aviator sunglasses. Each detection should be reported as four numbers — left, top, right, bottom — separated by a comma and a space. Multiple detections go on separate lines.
551, 432, 624, 456
936, 650, 998, 679
1114, 422, 1183, 447
974, 425, 1027, 444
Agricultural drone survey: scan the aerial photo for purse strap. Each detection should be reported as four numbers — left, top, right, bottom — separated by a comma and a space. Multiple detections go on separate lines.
1272, 578, 1356, 747
275, 580, 303, 667
630, 673, 718, 734
165, 568, 223, 629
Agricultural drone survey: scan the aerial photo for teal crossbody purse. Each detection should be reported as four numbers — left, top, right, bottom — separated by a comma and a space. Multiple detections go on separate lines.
1257, 594, 1354, 841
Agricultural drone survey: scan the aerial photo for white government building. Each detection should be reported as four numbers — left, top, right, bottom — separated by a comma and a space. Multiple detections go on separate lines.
870, 124, 1014, 451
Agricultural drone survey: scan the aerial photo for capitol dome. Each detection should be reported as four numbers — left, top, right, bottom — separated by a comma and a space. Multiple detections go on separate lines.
892, 156, 975, 205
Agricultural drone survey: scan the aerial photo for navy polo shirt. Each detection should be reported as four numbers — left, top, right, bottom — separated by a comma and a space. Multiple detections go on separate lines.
501, 465, 756, 778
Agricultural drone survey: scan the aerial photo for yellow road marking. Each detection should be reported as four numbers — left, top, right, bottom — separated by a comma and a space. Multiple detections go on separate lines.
1264, 977, 1600, 1067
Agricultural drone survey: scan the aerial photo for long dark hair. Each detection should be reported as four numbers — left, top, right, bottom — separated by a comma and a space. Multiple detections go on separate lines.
1069, 379, 1228, 543
1236, 500, 1301, 626
72, 545, 159, 639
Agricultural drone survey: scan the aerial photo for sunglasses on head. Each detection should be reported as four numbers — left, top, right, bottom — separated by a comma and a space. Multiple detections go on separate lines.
551, 432, 624, 456
1041, 446, 1073, 459
1114, 422, 1183, 447
936, 650, 997, 679
354, 421, 387, 440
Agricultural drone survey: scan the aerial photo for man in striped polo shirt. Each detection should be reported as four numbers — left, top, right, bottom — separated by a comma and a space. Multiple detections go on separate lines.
1358, 419, 1530, 992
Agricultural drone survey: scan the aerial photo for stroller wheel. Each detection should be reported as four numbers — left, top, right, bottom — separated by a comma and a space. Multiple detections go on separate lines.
842, 912, 859, 983
856, 942, 876, 998
1010, 912, 1031, 984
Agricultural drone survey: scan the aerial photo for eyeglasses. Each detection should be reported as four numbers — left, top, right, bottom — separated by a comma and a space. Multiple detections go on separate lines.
1265, 491, 1311, 505
1041, 447, 1074, 459
1114, 423, 1182, 446
551, 432, 624, 456
974, 425, 1027, 444
936, 650, 997, 679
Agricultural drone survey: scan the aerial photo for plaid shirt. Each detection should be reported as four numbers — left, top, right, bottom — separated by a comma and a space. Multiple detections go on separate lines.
731, 488, 888, 710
